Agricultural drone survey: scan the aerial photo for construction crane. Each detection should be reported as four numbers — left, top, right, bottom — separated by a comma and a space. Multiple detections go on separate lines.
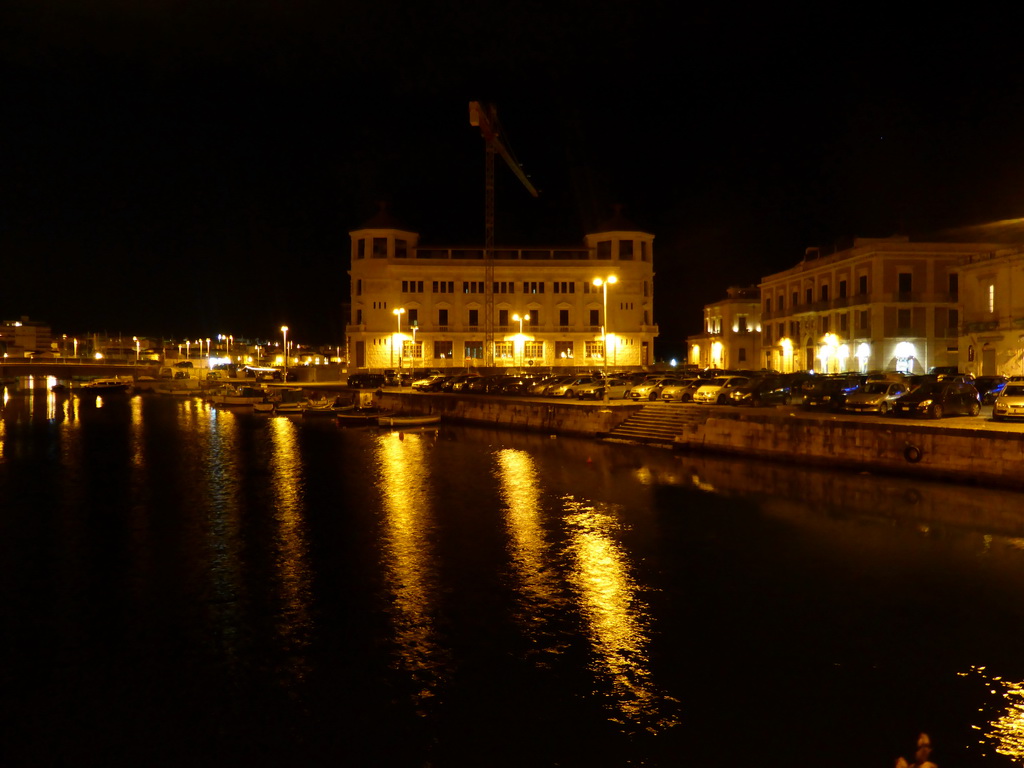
469, 101, 539, 366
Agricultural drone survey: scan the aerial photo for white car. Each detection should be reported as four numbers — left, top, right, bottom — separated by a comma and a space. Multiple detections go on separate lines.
629, 377, 681, 401
546, 376, 599, 398
842, 381, 908, 415
659, 378, 700, 402
691, 376, 749, 404
574, 377, 633, 400
993, 383, 1024, 421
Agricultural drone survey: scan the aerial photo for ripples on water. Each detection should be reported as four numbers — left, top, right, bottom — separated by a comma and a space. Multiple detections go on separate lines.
4, 384, 1024, 766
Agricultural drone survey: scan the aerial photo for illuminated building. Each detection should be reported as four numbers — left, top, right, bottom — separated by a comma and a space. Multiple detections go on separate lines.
686, 286, 761, 370
0, 316, 53, 358
758, 236, 1002, 374
957, 245, 1024, 377
345, 205, 659, 371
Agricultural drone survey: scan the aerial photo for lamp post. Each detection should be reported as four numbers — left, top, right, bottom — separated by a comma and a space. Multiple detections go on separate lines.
133, 336, 140, 363
281, 326, 289, 379
186, 340, 191, 360
593, 276, 618, 396
393, 308, 405, 384
512, 313, 530, 369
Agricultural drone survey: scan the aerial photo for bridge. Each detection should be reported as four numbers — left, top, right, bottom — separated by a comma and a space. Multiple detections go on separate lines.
0, 361, 162, 383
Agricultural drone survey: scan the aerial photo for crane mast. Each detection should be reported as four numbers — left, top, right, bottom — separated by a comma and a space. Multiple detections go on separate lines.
469, 101, 539, 366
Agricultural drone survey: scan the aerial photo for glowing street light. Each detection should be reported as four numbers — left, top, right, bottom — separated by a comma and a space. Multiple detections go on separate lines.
133, 336, 140, 363
281, 326, 289, 379
592, 275, 618, 396
393, 308, 405, 382
512, 312, 530, 369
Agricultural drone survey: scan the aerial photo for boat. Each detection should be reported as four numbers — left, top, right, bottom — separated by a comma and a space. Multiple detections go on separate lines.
253, 402, 276, 413
302, 396, 343, 416
76, 376, 132, 394
378, 413, 441, 427
207, 385, 267, 407
336, 407, 390, 425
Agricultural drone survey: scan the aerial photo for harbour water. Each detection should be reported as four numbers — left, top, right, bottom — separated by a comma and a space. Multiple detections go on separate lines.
3, 386, 1024, 767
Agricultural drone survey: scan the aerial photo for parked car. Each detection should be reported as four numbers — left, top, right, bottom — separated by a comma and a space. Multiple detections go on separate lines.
841, 380, 908, 415
658, 378, 701, 403
546, 375, 598, 398
728, 376, 792, 407
802, 375, 864, 411
629, 377, 683, 401
529, 375, 575, 396
891, 380, 981, 419
575, 377, 634, 400
692, 376, 750, 404
993, 382, 1024, 421
412, 373, 446, 391
494, 375, 535, 395
464, 374, 510, 394
441, 373, 481, 392
974, 375, 1008, 405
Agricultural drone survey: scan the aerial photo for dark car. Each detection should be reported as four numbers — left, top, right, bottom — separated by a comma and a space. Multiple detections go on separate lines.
891, 380, 981, 419
494, 375, 535, 395
441, 373, 482, 392
465, 374, 510, 394
974, 375, 1008, 405
728, 376, 792, 407
801, 375, 864, 410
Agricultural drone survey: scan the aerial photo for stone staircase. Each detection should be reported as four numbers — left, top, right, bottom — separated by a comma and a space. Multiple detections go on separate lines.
602, 402, 712, 445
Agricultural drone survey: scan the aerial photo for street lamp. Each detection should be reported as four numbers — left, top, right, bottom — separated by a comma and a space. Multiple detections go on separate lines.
393, 308, 405, 383
281, 326, 289, 379
133, 336, 140, 363
512, 313, 530, 369
593, 275, 618, 393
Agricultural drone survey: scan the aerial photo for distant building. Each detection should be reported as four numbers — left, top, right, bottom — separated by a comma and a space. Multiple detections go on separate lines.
957, 245, 1024, 377
345, 205, 659, 371
686, 286, 761, 370
758, 236, 1004, 374
0, 316, 52, 357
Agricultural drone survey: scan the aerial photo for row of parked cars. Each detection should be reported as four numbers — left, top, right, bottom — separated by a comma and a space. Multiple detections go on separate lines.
652, 369, 1000, 420
393, 367, 1024, 421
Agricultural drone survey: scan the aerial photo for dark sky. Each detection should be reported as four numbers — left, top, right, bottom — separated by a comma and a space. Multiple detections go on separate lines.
4, 3, 1024, 353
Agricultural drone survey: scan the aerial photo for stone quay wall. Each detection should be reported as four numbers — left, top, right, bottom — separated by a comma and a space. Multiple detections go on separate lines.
374, 391, 641, 438
678, 412, 1024, 489
370, 390, 1024, 489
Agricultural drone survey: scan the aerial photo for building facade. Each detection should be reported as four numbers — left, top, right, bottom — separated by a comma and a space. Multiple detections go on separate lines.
957, 246, 1024, 377
686, 286, 761, 370
758, 236, 1003, 375
346, 208, 659, 372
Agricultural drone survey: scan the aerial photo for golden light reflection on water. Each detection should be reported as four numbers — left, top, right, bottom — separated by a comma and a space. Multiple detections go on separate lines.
563, 496, 679, 732
268, 416, 314, 681
495, 449, 567, 658
968, 666, 1024, 761
374, 429, 446, 709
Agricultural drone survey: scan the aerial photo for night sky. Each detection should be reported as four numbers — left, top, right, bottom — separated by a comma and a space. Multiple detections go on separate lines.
5, 3, 1024, 355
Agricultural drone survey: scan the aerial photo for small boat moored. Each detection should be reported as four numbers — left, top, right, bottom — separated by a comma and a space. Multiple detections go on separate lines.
76, 376, 133, 394
378, 413, 441, 428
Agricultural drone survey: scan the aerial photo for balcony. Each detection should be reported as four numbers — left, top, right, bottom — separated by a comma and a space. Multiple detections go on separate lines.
965, 320, 999, 333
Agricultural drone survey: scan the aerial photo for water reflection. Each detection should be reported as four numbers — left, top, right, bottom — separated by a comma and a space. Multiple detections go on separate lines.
495, 449, 567, 661
374, 429, 447, 709
267, 416, 314, 681
562, 495, 679, 733
198, 405, 247, 670
968, 666, 1024, 761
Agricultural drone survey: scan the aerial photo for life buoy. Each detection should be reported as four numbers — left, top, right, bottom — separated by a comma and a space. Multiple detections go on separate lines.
903, 444, 923, 463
